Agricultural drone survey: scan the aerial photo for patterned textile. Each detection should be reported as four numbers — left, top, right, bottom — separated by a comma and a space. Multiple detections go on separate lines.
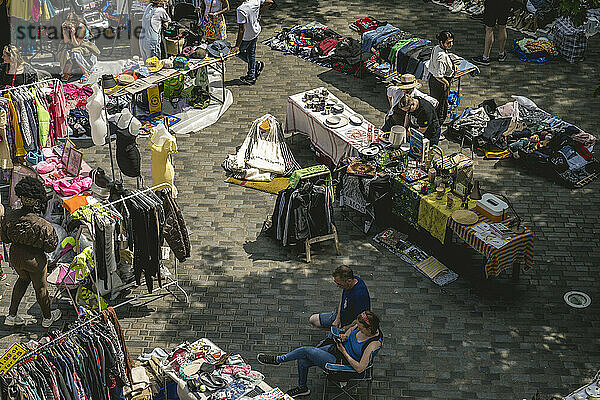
448, 214, 534, 277
417, 188, 477, 244
549, 17, 587, 63
391, 178, 423, 227
202, 13, 227, 41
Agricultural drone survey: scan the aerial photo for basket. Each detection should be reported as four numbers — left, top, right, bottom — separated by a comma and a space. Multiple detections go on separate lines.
165, 37, 185, 57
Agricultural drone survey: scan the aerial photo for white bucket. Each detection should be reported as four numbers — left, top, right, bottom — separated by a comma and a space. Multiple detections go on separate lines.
390, 125, 407, 147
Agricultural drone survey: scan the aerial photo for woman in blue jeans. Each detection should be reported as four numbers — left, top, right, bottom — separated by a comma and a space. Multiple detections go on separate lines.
257, 311, 383, 397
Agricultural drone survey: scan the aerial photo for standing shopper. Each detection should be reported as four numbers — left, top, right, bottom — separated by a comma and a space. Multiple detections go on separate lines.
428, 31, 456, 124
472, 0, 511, 65
201, 0, 230, 42
139, 0, 171, 61
2, 177, 61, 328
232, 0, 274, 85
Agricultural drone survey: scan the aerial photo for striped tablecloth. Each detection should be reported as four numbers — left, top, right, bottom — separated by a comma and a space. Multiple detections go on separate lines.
448, 214, 534, 277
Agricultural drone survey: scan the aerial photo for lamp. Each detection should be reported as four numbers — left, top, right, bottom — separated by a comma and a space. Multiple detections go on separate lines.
487, 192, 525, 234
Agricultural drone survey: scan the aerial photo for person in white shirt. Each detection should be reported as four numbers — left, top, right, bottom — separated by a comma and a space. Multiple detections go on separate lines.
232, 0, 274, 85
382, 74, 438, 132
428, 30, 456, 123
139, 0, 171, 61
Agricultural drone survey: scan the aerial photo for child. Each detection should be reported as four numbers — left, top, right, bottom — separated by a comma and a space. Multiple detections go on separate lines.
232, 0, 274, 85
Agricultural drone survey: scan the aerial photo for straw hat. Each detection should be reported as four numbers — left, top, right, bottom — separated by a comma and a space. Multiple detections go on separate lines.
393, 74, 419, 90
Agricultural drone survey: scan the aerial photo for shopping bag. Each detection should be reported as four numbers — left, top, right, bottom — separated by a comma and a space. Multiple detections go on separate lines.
246, 115, 286, 174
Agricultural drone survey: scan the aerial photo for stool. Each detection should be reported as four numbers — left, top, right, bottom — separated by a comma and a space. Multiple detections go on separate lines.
305, 224, 341, 263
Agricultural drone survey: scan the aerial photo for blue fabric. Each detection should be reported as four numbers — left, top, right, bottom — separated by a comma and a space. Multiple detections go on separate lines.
155, 382, 180, 400
362, 24, 399, 52
340, 276, 370, 327
319, 311, 338, 328
277, 346, 337, 387
343, 329, 378, 362
238, 37, 259, 78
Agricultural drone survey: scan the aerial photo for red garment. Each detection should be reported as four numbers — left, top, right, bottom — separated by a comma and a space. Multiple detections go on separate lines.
318, 38, 344, 56
355, 17, 379, 33
574, 144, 593, 161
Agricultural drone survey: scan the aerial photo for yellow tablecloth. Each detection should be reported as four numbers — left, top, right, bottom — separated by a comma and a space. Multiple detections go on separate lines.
418, 189, 477, 243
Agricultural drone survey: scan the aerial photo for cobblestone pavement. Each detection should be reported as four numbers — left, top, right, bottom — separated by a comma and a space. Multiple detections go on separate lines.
1, 0, 600, 399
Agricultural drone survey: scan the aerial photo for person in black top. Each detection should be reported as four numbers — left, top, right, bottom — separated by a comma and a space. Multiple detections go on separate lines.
394, 94, 441, 145
1, 45, 37, 88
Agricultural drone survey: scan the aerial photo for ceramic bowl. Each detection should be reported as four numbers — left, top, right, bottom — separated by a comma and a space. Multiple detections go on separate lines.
349, 114, 364, 126
332, 104, 344, 114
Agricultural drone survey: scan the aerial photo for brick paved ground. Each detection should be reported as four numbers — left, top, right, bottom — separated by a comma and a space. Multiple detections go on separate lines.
1, 0, 600, 399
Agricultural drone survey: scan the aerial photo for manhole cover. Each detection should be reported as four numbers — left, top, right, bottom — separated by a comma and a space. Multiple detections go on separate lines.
564, 291, 591, 308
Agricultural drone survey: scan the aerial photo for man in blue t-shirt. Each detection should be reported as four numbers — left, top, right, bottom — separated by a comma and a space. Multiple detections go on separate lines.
309, 265, 371, 330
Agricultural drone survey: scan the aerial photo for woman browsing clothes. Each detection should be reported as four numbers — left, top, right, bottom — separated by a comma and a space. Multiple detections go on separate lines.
2, 177, 62, 328
201, 0, 230, 42
256, 311, 383, 397
0, 45, 37, 88
428, 30, 457, 124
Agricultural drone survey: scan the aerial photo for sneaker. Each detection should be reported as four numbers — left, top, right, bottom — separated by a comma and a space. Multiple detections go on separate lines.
0, 273, 6, 281
287, 387, 311, 397
257, 353, 280, 365
498, 52, 507, 62
471, 56, 490, 66
239, 75, 256, 85
42, 309, 62, 328
255, 61, 265, 78
5, 315, 25, 326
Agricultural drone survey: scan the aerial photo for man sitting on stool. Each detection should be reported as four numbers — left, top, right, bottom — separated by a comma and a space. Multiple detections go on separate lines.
309, 265, 370, 331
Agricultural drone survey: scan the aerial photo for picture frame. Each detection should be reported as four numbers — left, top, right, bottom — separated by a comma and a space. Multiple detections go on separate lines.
65, 148, 83, 176
452, 165, 473, 198
61, 138, 76, 165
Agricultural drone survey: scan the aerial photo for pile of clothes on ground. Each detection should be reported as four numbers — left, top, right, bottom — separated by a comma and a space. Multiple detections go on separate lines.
513, 37, 558, 63
262, 21, 366, 75
449, 96, 598, 187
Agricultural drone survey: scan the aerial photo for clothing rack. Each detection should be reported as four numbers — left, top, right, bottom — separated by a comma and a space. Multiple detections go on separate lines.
88, 182, 190, 314
0, 78, 62, 94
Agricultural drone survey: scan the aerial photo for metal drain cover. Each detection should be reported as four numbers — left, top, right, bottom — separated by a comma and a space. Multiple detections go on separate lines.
564, 291, 591, 308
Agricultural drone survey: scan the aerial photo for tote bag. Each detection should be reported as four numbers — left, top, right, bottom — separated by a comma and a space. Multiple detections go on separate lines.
246, 115, 286, 174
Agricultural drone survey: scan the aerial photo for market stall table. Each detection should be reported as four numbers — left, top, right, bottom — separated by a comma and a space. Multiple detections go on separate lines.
285, 87, 379, 165
161, 338, 295, 400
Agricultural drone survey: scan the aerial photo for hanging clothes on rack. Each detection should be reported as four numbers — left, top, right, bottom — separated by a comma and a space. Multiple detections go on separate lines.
1, 307, 133, 400
157, 188, 190, 262
268, 181, 334, 246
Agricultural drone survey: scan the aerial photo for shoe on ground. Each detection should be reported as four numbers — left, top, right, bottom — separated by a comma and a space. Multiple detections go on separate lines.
471, 56, 490, 66
257, 353, 280, 365
287, 387, 311, 397
239, 75, 256, 85
42, 309, 62, 328
5, 315, 25, 326
0, 273, 6, 281
498, 52, 507, 62
255, 61, 265, 78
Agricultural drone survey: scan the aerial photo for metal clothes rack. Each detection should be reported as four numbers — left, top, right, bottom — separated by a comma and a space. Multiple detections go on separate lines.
88, 182, 189, 314
0, 78, 62, 94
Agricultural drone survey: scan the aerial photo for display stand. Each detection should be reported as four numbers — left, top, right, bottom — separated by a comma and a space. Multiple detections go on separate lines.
305, 223, 341, 263
89, 182, 190, 313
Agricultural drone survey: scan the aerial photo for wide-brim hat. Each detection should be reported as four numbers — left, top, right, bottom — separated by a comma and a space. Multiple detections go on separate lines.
393, 74, 419, 90
191, 47, 207, 60
207, 40, 230, 58
145, 57, 164, 73
173, 56, 190, 71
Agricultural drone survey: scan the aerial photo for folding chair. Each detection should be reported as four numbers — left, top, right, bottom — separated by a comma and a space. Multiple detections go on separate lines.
322, 339, 382, 400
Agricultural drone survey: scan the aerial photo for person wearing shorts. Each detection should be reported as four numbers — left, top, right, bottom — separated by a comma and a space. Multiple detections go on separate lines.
472, 0, 512, 66
309, 265, 370, 331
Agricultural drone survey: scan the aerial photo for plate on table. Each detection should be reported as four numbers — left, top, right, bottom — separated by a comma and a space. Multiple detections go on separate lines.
451, 210, 479, 225
325, 115, 349, 128
349, 114, 364, 126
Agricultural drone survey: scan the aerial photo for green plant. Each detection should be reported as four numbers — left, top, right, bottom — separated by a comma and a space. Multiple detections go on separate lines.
558, 0, 600, 26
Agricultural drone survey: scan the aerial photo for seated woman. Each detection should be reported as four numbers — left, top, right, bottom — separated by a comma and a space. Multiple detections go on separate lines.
57, 13, 100, 80
257, 311, 383, 397
1, 45, 37, 88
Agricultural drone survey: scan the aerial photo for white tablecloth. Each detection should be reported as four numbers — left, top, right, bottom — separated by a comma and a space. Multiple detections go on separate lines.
285, 87, 375, 165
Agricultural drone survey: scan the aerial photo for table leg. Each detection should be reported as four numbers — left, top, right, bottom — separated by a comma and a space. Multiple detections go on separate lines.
512, 262, 520, 281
